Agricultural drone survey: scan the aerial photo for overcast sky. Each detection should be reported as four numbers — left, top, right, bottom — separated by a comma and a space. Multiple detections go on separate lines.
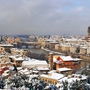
0, 0, 90, 35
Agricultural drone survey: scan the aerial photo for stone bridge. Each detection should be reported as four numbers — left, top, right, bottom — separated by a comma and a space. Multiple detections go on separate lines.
22, 42, 41, 48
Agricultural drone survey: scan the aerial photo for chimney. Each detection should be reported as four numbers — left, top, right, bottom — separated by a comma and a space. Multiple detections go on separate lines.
49, 52, 53, 70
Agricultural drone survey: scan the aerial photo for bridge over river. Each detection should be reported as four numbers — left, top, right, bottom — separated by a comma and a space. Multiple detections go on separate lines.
22, 42, 41, 48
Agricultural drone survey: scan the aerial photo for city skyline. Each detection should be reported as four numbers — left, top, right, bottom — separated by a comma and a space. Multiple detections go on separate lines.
0, 0, 90, 35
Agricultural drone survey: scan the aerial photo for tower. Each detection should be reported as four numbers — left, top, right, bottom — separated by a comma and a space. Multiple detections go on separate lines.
88, 26, 90, 37
49, 52, 53, 70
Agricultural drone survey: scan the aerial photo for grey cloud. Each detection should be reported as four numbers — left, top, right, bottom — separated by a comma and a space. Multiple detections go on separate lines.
0, 0, 89, 35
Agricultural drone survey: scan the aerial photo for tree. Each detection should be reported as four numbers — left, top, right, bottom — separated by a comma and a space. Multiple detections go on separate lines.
62, 80, 68, 90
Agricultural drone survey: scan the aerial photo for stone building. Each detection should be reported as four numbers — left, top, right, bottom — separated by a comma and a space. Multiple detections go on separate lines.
0, 44, 13, 53
80, 47, 87, 55
0, 47, 5, 54
0, 53, 13, 67
64, 38, 83, 44
61, 44, 70, 52
10, 48, 30, 56
87, 47, 90, 55
53, 55, 82, 71
9, 55, 25, 67
40, 72, 64, 85
49, 41, 59, 50
70, 46, 77, 54
7, 37, 14, 44
55, 44, 60, 51
70, 45, 80, 54
15, 37, 22, 48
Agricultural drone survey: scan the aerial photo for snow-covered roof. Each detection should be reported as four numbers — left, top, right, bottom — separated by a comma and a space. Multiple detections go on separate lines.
65, 38, 80, 41
45, 39, 54, 42
73, 58, 82, 61
14, 57, 25, 61
8, 66, 14, 70
59, 74, 87, 83
36, 67, 50, 71
9, 55, 25, 61
22, 59, 48, 67
59, 77, 80, 83
4, 70, 10, 73
57, 67, 72, 72
48, 70, 56, 74
40, 73, 64, 80
23, 59, 47, 65
18, 68, 29, 74
53, 55, 82, 62
32, 70, 39, 73
24, 72, 30, 75
2, 73, 9, 77
50, 41, 58, 44
80, 46, 87, 49
60, 56, 73, 61
17, 67, 22, 70
0, 44, 13, 47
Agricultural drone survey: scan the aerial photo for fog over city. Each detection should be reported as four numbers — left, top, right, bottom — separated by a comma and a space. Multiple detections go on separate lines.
0, 0, 90, 35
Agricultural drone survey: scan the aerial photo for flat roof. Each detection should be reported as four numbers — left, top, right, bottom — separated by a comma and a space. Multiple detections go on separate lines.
40, 73, 64, 80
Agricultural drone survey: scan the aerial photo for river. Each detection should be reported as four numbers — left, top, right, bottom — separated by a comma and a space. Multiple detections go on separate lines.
29, 48, 90, 68
29, 48, 48, 55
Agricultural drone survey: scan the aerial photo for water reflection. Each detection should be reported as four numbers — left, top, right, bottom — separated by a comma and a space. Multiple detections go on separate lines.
29, 48, 48, 55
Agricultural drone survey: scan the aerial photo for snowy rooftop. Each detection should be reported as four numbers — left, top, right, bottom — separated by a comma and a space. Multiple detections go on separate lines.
23, 59, 47, 65
53, 55, 82, 62
59, 74, 88, 83
57, 67, 72, 72
36, 67, 50, 71
65, 38, 83, 41
50, 41, 58, 44
0, 44, 13, 47
22, 59, 48, 67
48, 70, 56, 74
9, 55, 25, 61
45, 39, 54, 42
2, 73, 9, 77
40, 73, 64, 80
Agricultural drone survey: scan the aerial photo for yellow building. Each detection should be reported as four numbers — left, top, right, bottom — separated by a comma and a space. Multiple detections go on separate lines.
0, 44, 13, 53
61, 44, 70, 52
49, 42, 59, 50
40, 73, 64, 85
80, 47, 87, 55
9, 55, 25, 67
11, 48, 30, 56
87, 47, 90, 55
55, 44, 60, 51
0, 47, 5, 54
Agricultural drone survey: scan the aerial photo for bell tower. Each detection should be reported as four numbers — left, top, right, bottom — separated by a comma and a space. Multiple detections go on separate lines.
88, 26, 90, 37
49, 52, 53, 70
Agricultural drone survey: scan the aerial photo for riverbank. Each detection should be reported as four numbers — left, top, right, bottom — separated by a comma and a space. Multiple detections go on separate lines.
28, 47, 90, 68
41, 47, 62, 55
